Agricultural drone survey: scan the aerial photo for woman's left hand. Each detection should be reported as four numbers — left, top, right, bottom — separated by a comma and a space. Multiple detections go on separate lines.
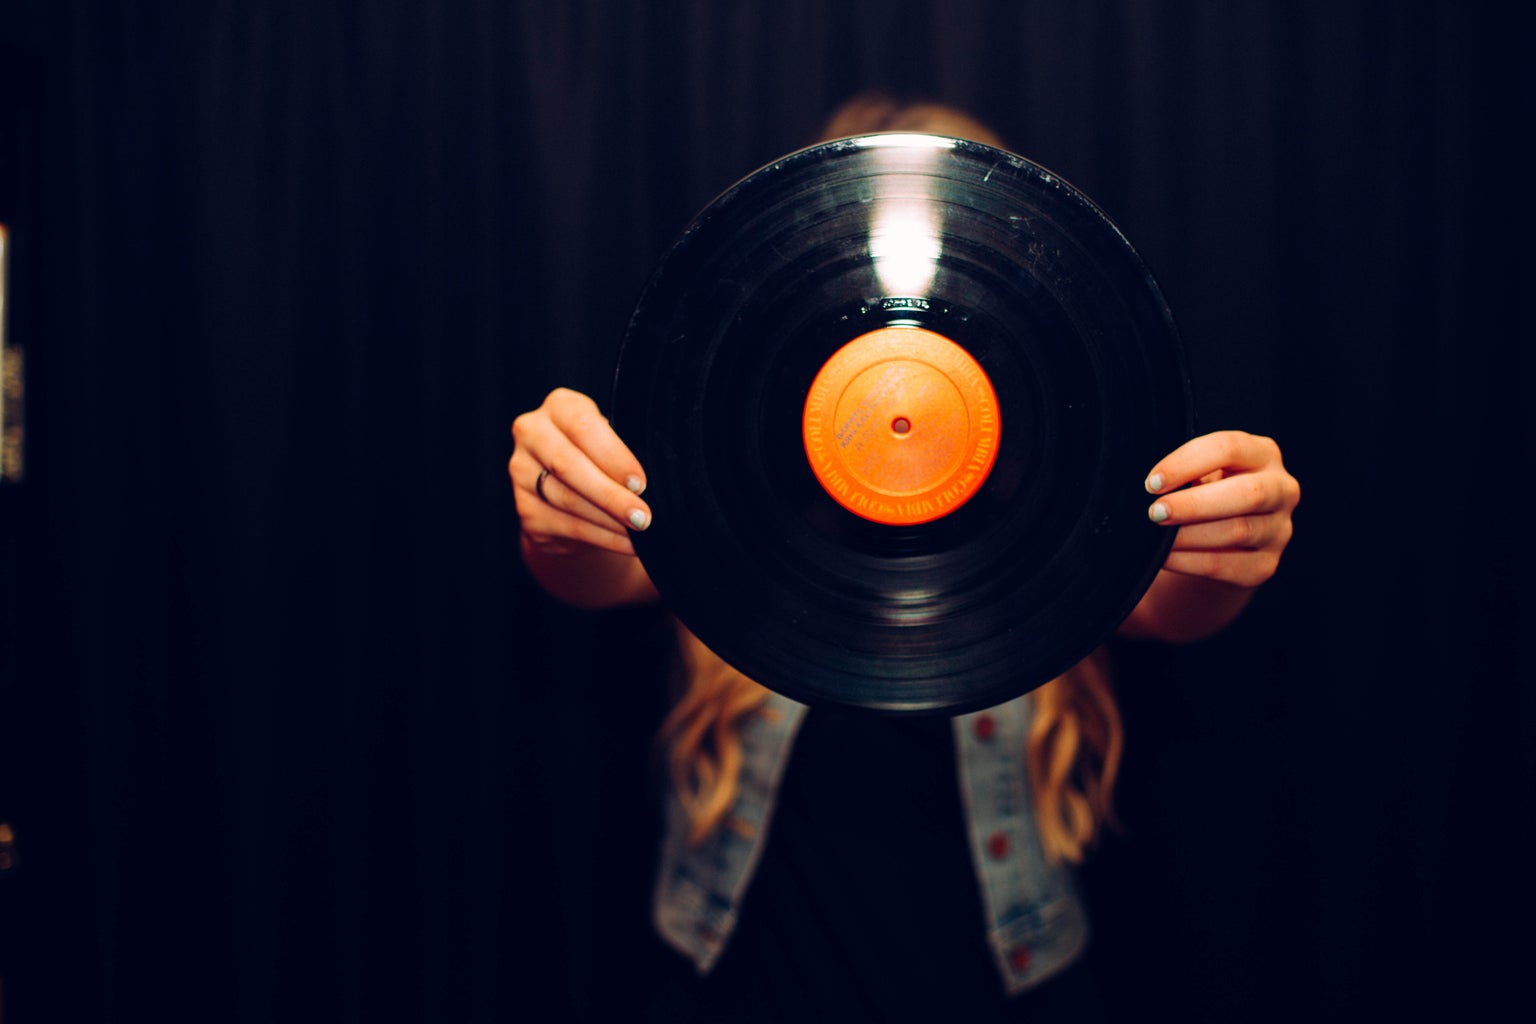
1144, 430, 1300, 589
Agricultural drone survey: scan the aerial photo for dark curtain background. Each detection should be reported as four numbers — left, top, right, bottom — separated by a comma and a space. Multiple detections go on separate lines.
0, 2, 1527, 1021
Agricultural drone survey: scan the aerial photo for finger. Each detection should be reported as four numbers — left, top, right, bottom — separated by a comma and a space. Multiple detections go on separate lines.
512, 410, 651, 533
510, 455, 637, 556
1145, 431, 1281, 495
511, 452, 639, 555
1147, 470, 1294, 526
544, 388, 648, 496
540, 436, 653, 533
529, 464, 641, 535
1167, 514, 1292, 553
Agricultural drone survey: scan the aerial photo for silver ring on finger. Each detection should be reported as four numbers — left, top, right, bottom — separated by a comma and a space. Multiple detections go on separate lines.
535, 467, 553, 503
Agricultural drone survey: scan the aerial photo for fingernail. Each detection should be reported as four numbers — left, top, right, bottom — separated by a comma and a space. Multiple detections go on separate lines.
627, 475, 645, 495
1148, 503, 1169, 523
1146, 473, 1164, 493
628, 509, 650, 531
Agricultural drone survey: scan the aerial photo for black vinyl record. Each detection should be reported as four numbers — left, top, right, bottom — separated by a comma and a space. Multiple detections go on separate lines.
612, 133, 1192, 714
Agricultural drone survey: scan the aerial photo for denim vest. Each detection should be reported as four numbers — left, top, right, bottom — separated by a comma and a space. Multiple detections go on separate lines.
652, 691, 1090, 996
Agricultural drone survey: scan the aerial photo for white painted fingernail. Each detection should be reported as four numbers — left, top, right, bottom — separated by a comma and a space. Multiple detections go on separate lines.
1146, 473, 1164, 493
627, 475, 645, 495
1148, 503, 1169, 523
628, 509, 650, 531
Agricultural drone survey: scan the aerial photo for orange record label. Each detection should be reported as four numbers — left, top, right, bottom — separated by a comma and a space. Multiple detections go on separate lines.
803, 326, 1000, 525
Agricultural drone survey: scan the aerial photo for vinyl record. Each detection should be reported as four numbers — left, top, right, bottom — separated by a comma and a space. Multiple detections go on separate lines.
612, 133, 1192, 714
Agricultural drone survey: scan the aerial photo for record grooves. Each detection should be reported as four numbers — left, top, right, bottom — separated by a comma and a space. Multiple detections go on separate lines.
613, 133, 1192, 714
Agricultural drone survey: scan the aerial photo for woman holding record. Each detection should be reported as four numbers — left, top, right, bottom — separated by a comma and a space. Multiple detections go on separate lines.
510, 96, 1299, 1022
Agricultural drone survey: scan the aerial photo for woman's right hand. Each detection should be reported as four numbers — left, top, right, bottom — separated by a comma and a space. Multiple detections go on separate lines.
509, 387, 652, 558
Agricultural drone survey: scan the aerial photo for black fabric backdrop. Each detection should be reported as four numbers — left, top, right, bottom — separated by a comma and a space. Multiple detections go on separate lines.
0, 2, 1528, 1022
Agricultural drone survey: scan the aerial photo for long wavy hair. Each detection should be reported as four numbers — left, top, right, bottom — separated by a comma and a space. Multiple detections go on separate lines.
661, 624, 1122, 864
658, 94, 1124, 865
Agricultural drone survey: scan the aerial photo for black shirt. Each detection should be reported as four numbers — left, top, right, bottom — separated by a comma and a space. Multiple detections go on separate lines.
645, 706, 1105, 1022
